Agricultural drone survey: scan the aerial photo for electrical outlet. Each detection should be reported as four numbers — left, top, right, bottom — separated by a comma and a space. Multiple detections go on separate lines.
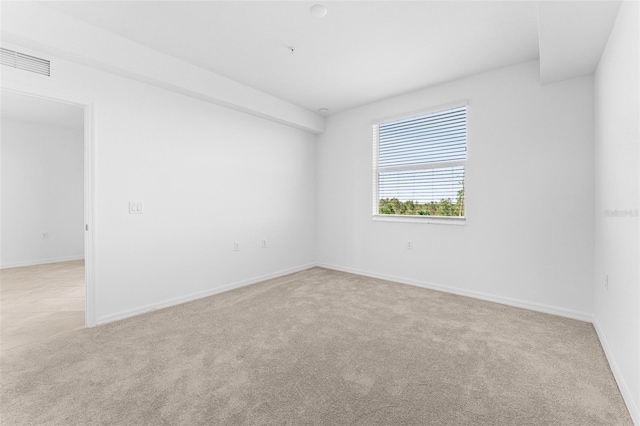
234, 242, 240, 252
407, 241, 413, 250
42, 232, 49, 239
605, 274, 609, 290
262, 239, 267, 249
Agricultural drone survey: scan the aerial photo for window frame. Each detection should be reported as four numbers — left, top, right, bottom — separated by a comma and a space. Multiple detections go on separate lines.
372, 100, 469, 225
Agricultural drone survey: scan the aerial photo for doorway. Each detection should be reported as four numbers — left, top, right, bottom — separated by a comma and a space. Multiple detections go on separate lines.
1, 90, 92, 351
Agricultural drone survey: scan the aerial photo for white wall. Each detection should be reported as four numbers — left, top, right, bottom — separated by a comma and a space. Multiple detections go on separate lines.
1, 51, 317, 324
317, 61, 595, 320
593, 1, 639, 423
1, 118, 84, 268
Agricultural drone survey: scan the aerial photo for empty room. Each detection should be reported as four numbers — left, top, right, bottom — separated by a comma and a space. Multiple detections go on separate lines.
1, 91, 86, 351
0, 1, 638, 425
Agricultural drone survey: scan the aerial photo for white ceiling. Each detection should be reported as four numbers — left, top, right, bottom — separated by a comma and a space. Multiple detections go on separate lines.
538, 0, 622, 84
43, 1, 542, 115
6, 0, 615, 118
1, 91, 84, 130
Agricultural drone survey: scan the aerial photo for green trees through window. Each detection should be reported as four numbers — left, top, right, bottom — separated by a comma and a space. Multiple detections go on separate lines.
379, 185, 464, 217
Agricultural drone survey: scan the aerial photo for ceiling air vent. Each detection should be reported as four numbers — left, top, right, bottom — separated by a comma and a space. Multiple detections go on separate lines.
1, 48, 50, 77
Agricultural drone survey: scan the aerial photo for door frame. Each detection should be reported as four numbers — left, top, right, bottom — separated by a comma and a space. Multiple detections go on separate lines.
1, 88, 97, 327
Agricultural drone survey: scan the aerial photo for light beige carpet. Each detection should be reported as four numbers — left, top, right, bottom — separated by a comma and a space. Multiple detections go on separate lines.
1, 260, 85, 352
0, 267, 632, 425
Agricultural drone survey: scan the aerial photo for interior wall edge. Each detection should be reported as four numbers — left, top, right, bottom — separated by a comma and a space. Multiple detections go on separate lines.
315, 262, 593, 323
0, 255, 85, 270
95, 262, 317, 326
593, 319, 640, 425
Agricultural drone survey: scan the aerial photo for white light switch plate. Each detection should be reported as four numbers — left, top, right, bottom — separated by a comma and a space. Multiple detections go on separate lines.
129, 201, 144, 214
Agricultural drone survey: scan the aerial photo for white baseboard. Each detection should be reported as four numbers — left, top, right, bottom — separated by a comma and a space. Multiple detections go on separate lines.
96, 263, 316, 325
316, 262, 593, 322
95, 261, 635, 423
1, 255, 85, 269
593, 320, 639, 425
318, 263, 640, 422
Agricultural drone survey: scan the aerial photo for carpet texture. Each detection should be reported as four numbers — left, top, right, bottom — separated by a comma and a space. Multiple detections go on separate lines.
0, 267, 632, 425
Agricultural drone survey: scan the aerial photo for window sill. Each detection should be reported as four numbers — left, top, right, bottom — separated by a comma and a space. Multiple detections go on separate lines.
372, 214, 466, 225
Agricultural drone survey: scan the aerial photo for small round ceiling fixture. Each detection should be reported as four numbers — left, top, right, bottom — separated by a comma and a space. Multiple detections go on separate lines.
318, 108, 330, 114
310, 4, 328, 18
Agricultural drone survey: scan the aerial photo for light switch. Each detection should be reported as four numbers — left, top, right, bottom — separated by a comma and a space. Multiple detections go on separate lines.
129, 201, 144, 214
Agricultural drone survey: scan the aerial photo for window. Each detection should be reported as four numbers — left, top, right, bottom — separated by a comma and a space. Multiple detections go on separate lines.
373, 103, 467, 221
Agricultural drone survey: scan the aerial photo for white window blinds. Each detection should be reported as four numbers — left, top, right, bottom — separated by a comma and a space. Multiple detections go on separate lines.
373, 105, 467, 218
